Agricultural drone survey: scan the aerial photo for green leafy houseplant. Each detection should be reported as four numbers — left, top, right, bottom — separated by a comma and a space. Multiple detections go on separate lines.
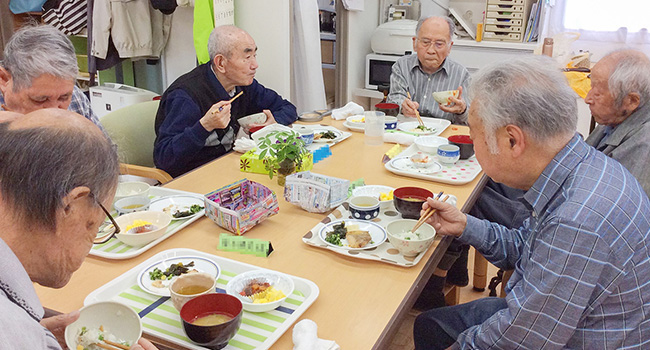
257, 130, 309, 181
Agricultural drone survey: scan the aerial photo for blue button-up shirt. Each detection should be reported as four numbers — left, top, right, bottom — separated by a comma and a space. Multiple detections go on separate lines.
458, 134, 650, 349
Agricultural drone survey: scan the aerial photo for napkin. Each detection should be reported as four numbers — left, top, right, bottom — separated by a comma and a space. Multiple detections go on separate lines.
383, 131, 416, 145
293, 319, 340, 350
331, 101, 363, 120
251, 124, 295, 143
233, 137, 256, 153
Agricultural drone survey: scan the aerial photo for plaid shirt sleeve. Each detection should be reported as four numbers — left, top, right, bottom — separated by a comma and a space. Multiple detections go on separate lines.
69, 85, 103, 130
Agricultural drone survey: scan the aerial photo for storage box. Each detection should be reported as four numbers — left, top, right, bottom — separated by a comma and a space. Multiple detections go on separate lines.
284, 171, 350, 213
239, 150, 313, 175
204, 179, 279, 235
90, 83, 158, 118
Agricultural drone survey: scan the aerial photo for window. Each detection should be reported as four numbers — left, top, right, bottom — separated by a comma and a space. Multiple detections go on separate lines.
563, 0, 649, 32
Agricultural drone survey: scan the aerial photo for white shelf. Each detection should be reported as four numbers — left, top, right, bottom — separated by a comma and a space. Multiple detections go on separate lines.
454, 38, 538, 51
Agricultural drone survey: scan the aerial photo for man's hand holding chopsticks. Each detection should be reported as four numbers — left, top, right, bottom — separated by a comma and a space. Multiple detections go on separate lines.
200, 100, 232, 131
421, 197, 467, 237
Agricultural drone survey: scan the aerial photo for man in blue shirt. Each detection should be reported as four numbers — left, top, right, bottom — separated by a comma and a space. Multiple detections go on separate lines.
154, 25, 298, 177
414, 55, 650, 349
0, 25, 100, 127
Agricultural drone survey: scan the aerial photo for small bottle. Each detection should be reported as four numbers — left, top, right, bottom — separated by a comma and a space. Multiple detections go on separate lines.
542, 38, 554, 57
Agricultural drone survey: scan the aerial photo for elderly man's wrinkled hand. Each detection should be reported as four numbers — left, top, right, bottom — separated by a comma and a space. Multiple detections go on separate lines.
439, 86, 467, 115
401, 98, 420, 118
421, 197, 467, 237
130, 338, 159, 350
40, 310, 80, 349
246, 109, 276, 132
200, 100, 232, 131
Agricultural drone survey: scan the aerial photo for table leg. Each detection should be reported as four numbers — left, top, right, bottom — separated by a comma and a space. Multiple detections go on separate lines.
473, 250, 488, 291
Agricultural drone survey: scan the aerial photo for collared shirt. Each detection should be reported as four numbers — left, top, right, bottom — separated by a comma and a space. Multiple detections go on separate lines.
585, 102, 650, 196
0, 237, 61, 349
387, 53, 470, 124
0, 85, 102, 128
457, 134, 650, 349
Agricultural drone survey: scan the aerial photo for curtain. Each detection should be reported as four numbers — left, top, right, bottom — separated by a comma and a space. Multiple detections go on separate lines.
0, 0, 13, 59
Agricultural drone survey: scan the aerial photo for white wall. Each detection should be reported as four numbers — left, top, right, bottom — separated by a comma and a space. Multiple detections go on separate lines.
235, 0, 292, 98
161, 7, 197, 89
344, 5, 380, 107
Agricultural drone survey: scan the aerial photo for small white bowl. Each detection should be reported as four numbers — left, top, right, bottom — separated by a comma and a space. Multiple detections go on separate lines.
114, 211, 172, 247
225, 270, 294, 313
414, 136, 449, 154
409, 152, 435, 168
432, 90, 460, 105
114, 181, 150, 204
352, 185, 394, 210
238, 112, 267, 127
349, 195, 380, 220
437, 144, 461, 165
65, 301, 142, 350
169, 272, 217, 312
386, 219, 436, 257
114, 196, 151, 215
346, 115, 366, 128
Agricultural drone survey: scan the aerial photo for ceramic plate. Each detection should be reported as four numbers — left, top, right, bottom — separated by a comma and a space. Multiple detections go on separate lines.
149, 195, 205, 220
342, 121, 364, 132
137, 256, 220, 297
398, 119, 451, 136
352, 185, 395, 200
389, 157, 442, 174
313, 128, 343, 143
318, 219, 387, 251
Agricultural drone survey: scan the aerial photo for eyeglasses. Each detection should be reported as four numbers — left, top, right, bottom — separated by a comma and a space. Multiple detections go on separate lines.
93, 196, 121, 244
417, 39, 449, 50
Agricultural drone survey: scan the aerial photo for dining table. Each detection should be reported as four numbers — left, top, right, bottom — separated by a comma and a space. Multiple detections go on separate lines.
36, 117, 486, 350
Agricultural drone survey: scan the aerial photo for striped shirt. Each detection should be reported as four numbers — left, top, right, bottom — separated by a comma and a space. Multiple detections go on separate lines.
387, 53, 470, 124
0, 85, 102, 128
458, 134, 650, 349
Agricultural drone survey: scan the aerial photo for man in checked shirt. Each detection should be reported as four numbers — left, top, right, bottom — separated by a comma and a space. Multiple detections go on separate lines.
414, 55, 650, 349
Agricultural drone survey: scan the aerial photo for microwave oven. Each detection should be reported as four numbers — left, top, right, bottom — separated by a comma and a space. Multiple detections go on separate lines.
365, 53, 405, 91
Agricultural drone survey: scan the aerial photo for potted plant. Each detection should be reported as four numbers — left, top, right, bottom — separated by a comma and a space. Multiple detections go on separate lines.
257, 130, 310, 185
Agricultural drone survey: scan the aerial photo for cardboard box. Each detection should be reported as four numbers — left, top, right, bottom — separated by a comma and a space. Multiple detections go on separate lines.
239, 150, 313, 175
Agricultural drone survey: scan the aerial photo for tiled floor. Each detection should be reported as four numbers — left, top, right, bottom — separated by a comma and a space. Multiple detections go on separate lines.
387, 248, 500, 350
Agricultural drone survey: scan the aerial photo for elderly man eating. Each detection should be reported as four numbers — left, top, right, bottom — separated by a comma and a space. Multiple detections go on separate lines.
0, 25, 101, 126
414, 55, 650, 349
0, 109, 155, 349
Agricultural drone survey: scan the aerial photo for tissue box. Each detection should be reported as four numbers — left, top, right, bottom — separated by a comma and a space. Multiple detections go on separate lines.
204, 179, 279, 235
284, 171, 350, 213
239, 150, 313, 175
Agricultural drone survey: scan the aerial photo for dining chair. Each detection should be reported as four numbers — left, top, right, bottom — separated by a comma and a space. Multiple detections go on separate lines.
99, 100, 173, 184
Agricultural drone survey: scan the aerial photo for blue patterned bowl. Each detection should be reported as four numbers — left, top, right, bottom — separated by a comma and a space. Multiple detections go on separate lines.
349, 196, 380, 220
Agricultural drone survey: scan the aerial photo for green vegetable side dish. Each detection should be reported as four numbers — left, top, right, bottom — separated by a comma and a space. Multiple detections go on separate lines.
324, 222, 347, 246
172, 204, 204, 218
318, 131, 337, 139
149, 261, 195, 281
415, 125, 433, 132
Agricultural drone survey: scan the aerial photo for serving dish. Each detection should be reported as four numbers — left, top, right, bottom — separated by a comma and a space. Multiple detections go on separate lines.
352, 185, 394, 210
137, 256, 221, 297
318, 219, 387, 250
397, 118, 451, 136
149, 195, 205, 220
342, 121, 364, 132
225, 270, 295, 313
389, 156, 442, 174
312, 128, 343, 143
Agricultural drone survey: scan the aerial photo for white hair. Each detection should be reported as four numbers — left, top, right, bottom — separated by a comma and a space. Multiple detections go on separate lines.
606, 49, 650, 109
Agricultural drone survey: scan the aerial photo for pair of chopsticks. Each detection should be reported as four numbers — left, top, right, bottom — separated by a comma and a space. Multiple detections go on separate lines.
406, 91, 425, 127
412, 192, 449, 232
94, 340, 130, 350
214, 90, 244, 114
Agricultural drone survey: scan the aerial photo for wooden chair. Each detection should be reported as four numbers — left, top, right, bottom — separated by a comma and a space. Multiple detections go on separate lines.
100, 100, 172, 184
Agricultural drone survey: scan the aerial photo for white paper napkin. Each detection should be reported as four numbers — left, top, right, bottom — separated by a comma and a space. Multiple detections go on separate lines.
233, 138, 256, 153
331, 101, 364, 120
384, 131, 416, 145
293, 319, 340, 350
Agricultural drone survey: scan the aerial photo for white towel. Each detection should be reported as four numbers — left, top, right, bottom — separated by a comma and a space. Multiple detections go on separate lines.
293, 319, 340, 350
233, 138, 256, 153
331, 101, 364, 120
384, 131, 416, 145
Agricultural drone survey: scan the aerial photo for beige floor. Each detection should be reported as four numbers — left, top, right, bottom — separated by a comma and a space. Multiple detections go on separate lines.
387, 248, 500, 350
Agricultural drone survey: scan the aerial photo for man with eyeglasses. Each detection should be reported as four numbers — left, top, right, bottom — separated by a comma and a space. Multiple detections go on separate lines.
387, 16, 470, 124
0, 109, 157, 350
154, 25, 298, 178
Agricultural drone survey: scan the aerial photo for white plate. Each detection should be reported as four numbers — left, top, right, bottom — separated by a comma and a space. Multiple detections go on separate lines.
137, 256, 220, 297
149, 195, 205, 220
352, 185, 394, 199
398, 119, 451, 136
343, 121, 364, 132
318, 219, 387, 250
312, 128, 343, 143
389, 156, 442, 174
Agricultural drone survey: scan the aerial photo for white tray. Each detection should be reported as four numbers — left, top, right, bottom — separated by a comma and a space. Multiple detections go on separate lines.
85, 248, 319, 350
385, 144, 482, 185
90, 187, 206, 260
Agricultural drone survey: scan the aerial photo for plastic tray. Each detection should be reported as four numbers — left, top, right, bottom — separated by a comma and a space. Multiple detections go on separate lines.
85, 248, 319, 350
90, 187, 206, 260
385, 144, 482, 185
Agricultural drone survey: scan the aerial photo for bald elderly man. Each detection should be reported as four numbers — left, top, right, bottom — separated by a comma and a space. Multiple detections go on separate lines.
0, 109, 156, 350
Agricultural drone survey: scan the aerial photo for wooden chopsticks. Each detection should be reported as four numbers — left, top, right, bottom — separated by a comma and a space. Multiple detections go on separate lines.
215, 91, 244, 113
406, 91, 425, 127
412, 193, 449, 233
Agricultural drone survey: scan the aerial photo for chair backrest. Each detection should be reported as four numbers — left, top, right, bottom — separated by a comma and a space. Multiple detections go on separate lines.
100, 100, 160, 168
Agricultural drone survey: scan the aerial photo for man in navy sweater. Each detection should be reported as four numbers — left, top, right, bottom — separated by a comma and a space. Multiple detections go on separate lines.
154, 25, 298, 177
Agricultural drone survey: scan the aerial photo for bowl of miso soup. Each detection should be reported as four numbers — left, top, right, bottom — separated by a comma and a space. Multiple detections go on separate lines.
393, 187, 434, 219
180, 293, 243, 350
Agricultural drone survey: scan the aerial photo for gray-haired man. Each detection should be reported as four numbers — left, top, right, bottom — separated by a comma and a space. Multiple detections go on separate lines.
0, 25, 101, 126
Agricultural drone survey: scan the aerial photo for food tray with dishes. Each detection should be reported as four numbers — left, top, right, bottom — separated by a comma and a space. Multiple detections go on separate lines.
90, 187, 206, 260
302, 201, 448, 267
85, 248, 319, 350
295, 125, 351, 148
385, 144, 482, 185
